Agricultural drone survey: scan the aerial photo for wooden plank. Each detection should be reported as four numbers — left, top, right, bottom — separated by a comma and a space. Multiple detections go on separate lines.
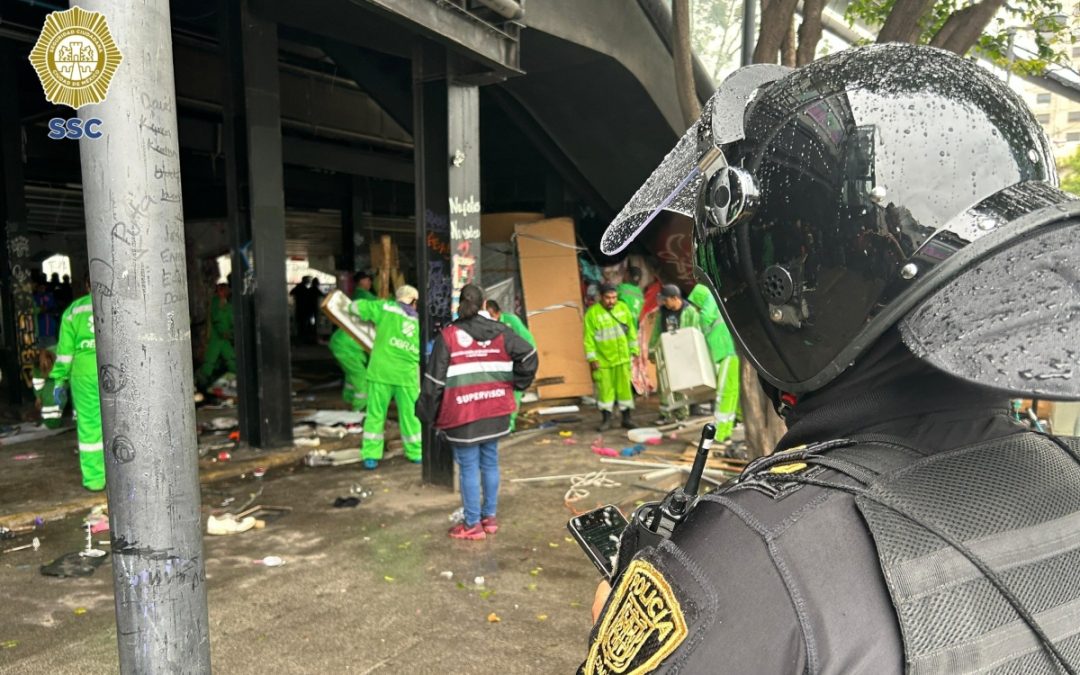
514, 218, 592, 399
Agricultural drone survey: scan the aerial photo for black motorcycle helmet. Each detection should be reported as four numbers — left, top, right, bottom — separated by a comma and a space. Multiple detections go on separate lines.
602, 44, 1080, 399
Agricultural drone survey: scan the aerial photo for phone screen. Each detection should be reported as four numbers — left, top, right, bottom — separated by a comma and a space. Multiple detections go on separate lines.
568, 505, 628, 579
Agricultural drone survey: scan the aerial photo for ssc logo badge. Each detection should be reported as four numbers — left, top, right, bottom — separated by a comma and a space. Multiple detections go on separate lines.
584, 559, 688, 675
28, 6, 123, 109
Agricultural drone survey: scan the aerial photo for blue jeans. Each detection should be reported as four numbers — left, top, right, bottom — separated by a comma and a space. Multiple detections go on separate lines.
452, 440, 499, 527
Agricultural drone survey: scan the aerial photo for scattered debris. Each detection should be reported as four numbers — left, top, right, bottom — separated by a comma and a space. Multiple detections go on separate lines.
12, 453, 40, 461
439, 571, 453, 580
295, 437, 321, 448
253, 556, 285, 567
474, 576, 485, 587
1, 640, 16, 649
487, 612, 500, 623
206, 514, 256, 535
384, 576, 395, 583
536, 614, 548, 621
305, 448, 362, 467
300, 410, 365, 426
1, 537, 41, 554
536, 405, 580, 415
73, 607, 87, 616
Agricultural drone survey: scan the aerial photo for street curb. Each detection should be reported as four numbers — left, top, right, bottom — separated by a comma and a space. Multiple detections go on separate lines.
0, 446, 315, 530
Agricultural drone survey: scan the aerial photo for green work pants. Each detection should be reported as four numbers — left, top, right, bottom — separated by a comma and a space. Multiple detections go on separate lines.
198, 335, 236, 386
362, 380, 422, 462
71, 358, 104, 491
329, 332, 369, 412
593, 362, 634, 413
510, 390, 522, 432
714, 355, 740, 441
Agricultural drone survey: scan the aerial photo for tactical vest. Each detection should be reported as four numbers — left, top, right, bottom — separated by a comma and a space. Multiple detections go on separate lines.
730, 433, 1080, 674
434, 324, 516, 430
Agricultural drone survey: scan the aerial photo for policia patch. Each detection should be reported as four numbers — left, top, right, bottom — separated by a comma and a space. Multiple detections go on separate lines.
584, 559, 688, 675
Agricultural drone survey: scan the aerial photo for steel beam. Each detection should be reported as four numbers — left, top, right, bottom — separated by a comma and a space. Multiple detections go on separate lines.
74, 1, 210, 671
413, 41, 454, 487
281, 137, 414, 183
360, 0, 521, 76
220, 0, 293, 448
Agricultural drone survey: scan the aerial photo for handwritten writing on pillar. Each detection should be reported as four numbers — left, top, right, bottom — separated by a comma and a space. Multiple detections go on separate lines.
427, 260, 451, 323
424, 209, 449, 235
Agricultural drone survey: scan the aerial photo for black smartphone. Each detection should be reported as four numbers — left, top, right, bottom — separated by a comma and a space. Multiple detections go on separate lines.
567, 504, 629, 580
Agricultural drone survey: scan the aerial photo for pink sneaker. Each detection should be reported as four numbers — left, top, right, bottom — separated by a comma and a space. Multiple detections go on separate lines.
480, 516, 499, 534
448, 523, 486, 540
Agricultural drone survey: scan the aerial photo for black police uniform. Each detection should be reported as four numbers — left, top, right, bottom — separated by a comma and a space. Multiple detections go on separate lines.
580, 333, 1080, 673
580, 43, 1080, 675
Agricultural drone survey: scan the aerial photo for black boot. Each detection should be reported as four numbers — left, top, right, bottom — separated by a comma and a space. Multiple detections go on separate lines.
620, 409, 634, 429
597, 410, 612, 432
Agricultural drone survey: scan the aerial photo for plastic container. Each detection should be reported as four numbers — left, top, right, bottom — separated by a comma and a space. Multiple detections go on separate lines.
627, 427, 662, 444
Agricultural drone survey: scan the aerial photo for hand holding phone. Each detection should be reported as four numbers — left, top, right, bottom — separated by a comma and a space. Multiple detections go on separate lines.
567, 505, 629, 580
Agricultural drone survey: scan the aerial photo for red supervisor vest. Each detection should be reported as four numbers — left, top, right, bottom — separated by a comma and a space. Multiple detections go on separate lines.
435, 324, 516, 429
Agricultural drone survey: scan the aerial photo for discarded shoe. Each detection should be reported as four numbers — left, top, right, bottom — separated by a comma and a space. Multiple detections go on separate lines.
206, 514, 257, 535
448, 522, 486, 540
480, 516, 499, 534
363, 459, 379, 470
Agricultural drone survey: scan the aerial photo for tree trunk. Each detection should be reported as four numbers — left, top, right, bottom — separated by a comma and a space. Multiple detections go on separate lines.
753, 0, 799, 64
739, 360, 786, 457
672, 0, 701, 127
796, 0, 825, 66
781, 16, 797, 67
932, 0, 1006, 55
875, 0, 935, 43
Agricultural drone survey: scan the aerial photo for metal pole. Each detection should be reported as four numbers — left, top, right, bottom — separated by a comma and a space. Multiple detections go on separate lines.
741, 0, 756, 66
75, 1, 210, 671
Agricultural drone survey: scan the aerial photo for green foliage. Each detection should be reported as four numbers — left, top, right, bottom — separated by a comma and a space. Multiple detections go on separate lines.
844, 0, 1075, 75
1057, 145, 1080, 195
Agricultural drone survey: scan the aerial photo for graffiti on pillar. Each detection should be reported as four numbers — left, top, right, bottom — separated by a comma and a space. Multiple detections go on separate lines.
449, 195, 480, 316
8, 234, 37, 386
238, 241, 256, 297
424, 209, 451, 326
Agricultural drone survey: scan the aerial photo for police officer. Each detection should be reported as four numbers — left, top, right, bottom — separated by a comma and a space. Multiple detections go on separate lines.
354, 285, 422, 468
580, 44, 1080, 674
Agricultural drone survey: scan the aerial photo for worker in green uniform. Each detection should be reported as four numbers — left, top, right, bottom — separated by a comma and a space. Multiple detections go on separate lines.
485, 298, 536, 432
328, 271, 377, 411
616, 266, 645, 324
197, 283, 236, 389
50, 283, 104, 491
353, 284, 422, 469
688, 283, 740, 442
583, 283, 638, 431
32, 347, 66, 429
649, 284, 703, 423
